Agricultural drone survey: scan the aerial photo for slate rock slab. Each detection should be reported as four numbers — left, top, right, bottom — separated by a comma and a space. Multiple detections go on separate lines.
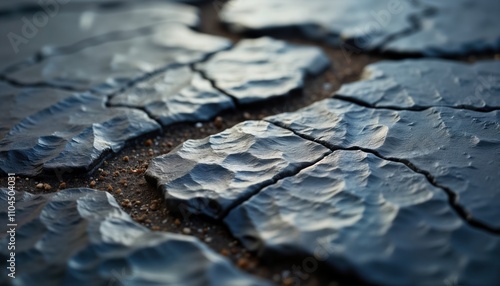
267, 99, 500, 229
336, 59, 500, 110
7, 24, 231, 95
0, 2, 198, 73
0, 188, 270, 286
221, 0, 422, 50
225, 150, 500, 286
385, 0, 500, 56
146, 120, 330, 219
196, 37, 329, 104
0, 82, 76, 139
109, 66, 235, 126
0, 91, 160, 176
221, 0, 500, 56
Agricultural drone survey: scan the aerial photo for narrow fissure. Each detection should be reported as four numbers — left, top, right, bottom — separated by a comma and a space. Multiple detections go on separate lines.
333, 94, 500, 112
265, 120, 500, 235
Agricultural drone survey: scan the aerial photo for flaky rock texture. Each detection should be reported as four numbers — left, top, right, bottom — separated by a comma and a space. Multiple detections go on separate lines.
7, 24, 231, 94
336, 59, 500, 110
196, 37, 329, 104
109, 66, 235, 126
146, 120, 330, 219
0, 91, 160, 176
267, 99, 500, 229
225, 151, 500, 286
0, 188, 270, 286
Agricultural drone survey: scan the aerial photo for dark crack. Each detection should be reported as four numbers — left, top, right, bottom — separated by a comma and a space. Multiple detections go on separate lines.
220, 149, 333, 219
265, 120, 500, 235
190, 61, 241, 108
333, 94, 500, 113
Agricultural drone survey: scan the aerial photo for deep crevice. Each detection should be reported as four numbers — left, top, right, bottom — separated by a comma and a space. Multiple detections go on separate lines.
333, 94, 500, 113
265, 120, 500, 235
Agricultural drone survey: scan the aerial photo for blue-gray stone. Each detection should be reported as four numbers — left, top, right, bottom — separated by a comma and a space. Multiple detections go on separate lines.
0, 188, 271, 286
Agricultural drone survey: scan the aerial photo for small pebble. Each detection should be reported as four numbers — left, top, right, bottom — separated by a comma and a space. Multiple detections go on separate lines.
214, 116, 224, 129
182, 227, 191, 235
36, 183, 44, 189
123, 156, 130, 162
121, 199, 132, 208
144, 139, 153, 147
59, 182, 67, 189
89, 180, 96, 187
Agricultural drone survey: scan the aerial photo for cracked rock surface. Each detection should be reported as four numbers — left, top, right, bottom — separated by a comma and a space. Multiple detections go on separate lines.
221, 0, 422, 50
196, 37, 330, 104
385, 0, 500, 56
225, 150, 500, 286
267, 99, 500, 229
222, 0, 500, 55
0, 90, 160, 176
7, 24, 231, 94
109, 66, 235, 126
336, 59, 500, 110
0, 2, 198, 73
146, 120, 330, 219
0, 188, 269, 286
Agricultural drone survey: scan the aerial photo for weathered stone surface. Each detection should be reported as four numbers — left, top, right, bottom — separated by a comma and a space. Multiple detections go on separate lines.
385, 0, 500, 56
221, 0, 421, 50
225, 150, 500, 286
221, 0, 500, 55
7, 24, 231, 95
267, 99, 500, 229
0, 2, 198, 73
109, 66, 235, 126
0, 82, 76, 139
0, 188, 270, 286
196, 37, 329, 104
336, 59, 500, 110
0, 92, 160, 176
146, 120, 330, 219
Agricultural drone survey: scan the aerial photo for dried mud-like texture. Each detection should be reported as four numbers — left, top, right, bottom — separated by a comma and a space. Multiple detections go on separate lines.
221, 0, 500, 56
7, 24, 231, 95
0, 188, 271, 286
0, 82, 75, 138
267, 99, 500, 229
109, 66, 235, 126
221, 0, 422, 50
225, 150, 500, 286
0, 2, 198, 73
196, 37, 330, 104
0, 92, 160, 176
385, 0, 500, 56
336, 59, 500, 110
146, 120, 330, 219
